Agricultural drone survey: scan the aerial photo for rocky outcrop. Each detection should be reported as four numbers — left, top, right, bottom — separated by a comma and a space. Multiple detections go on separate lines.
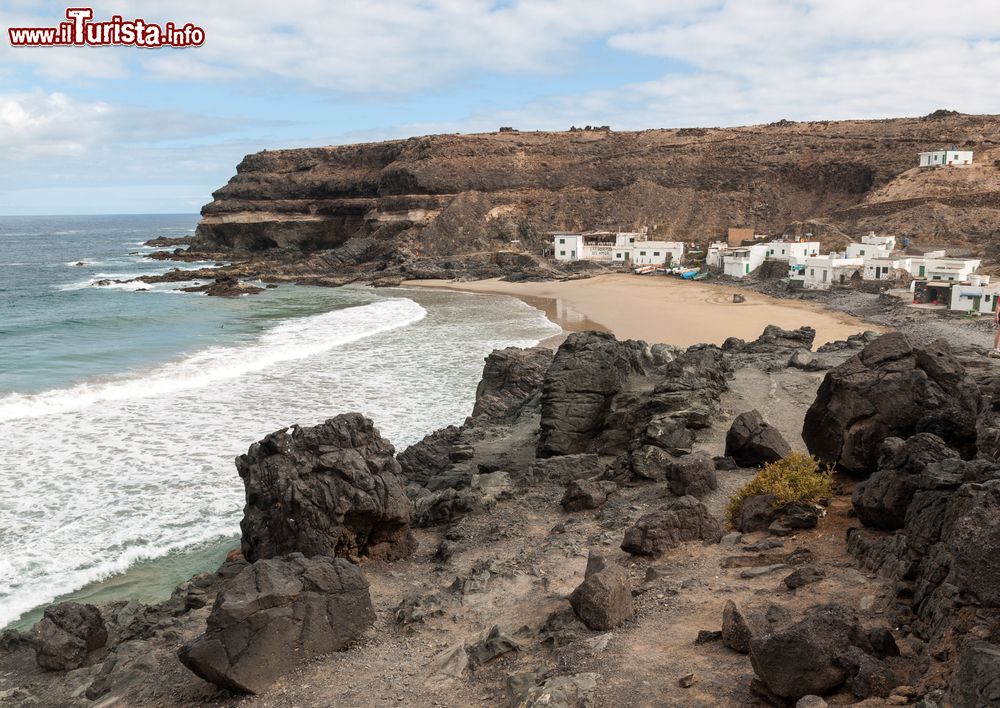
851, 433, 960, 529
724, 410, 792, 467
237, 413, 415, 562
802, 333, 981, 474
721, 600, 757, 654
537, 331, 650, 457
33, 603, 107, 671
178, 554, 374, 694
471, 347, 553, 422
621, 496, 723, 556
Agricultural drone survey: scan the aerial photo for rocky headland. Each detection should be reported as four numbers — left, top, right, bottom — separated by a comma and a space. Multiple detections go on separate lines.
131, 112, 1000, 294
4, 324, 1000, 706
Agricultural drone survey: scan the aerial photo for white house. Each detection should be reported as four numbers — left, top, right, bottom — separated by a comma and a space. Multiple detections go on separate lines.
919, 149, 974, 168
803, 255, 864, 290
617, 237, 685, 266
706, 241, 730, 269
552, 231, 684, 265
846, 234, 896, 259
764, 240, 821, 261
922, 257, 982, 282
864, 256, 912, 281
950, 276, 1000, 314
552, 232, 616, 261
722, 244, 768, 278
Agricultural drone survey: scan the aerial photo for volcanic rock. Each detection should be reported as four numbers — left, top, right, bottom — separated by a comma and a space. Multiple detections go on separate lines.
621, 496, 723, 557
33, 603, 107, 671
749, 603, 869, 700
470, 346, 553, 422
237, 413, 415, 562
852, 433, 960, 530
952, 641, 1000, 707
467, 625, 519, 666
734, 493, 780, 533
537, 332, 650, 457
783, 565, 826, 589
665, 451, 718, 498
721, 600, 757, 654
178, 554, 374, 694
561, 479, 616, 512
569, 552, 635, 630
725, 410, 792, 467
802, 333, 981, 474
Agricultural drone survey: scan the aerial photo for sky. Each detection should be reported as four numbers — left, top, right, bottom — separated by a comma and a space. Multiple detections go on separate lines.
2, 0, 1000, 215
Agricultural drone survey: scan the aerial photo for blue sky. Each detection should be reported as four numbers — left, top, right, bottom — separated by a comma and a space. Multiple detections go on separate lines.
2, 0, 1000, 215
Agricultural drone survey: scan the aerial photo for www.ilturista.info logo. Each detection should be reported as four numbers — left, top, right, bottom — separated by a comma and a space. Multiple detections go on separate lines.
8, 7, 205, 48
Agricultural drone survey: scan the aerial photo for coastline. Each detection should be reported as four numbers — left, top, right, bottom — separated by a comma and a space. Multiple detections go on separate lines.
405, 273, 885, 348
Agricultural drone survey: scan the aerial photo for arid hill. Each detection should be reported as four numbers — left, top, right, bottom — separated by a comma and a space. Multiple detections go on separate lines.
193, 113, 1000, 266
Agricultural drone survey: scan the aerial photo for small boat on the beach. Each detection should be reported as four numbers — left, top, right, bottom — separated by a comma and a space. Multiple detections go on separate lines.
633, 265, 658, 275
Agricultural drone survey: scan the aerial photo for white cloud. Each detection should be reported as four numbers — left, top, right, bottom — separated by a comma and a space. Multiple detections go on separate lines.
0, 91, 114, 158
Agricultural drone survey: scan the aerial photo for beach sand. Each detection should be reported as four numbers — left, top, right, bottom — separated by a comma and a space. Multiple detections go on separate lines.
406, 273, 884, 348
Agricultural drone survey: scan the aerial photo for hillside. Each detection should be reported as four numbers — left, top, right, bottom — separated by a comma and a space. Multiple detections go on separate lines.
190, 113, 1000, 271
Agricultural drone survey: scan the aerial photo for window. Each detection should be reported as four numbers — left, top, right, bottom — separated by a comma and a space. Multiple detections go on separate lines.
615, 253, 622, 259
639, 251, 646, 256
653, 251, 660, 256
559, 251, 566, 256
559, 238, 566, 244
859, 249, 865, 256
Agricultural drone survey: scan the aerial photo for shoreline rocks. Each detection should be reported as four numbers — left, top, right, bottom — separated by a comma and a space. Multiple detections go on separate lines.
178, 554, 375, 694
237, 413, 416, 562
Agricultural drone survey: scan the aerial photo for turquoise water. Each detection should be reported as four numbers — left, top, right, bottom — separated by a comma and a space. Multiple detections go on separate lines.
0, 215, 560, 628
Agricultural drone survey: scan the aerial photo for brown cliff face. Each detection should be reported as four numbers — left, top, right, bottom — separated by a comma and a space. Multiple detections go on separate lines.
194, 113, 1000, 263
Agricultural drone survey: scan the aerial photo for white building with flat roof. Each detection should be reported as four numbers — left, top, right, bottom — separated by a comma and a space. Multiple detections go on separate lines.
803, 255, 864, 290
922, 257, 982, 282
864, 256, 912, 281
846, 234, 896, 259
919, 149, 973, 167
722, 244, 768, 278
764, 240, 821, 262
552, 231, 684, 265
950, 277, 999, 314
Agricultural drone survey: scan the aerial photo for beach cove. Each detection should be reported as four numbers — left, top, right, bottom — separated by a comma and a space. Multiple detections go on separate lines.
406, 273, 884, 348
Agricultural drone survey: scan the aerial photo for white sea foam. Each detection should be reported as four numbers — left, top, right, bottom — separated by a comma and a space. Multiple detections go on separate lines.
0, 298, 427, 422
0, 291, 558, 628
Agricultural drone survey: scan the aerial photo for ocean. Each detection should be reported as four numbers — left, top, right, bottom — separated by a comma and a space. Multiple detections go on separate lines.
0, 214, 560, 629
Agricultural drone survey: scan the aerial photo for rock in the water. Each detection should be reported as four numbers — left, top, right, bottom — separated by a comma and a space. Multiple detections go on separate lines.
722, 600, 757, 654
951, 641, 1000, 708
537, 331, 649, 457
561, 479, 616, 512
735, 493, 779, 533
802, 334, 981, 474
237, 413, 415, 562
725, 410, 792, 467
749, 603, 868, 700
33, 603, 107, 671
783, 565, 826, 589
467, 625, 519, 666
471, 347, 553, 422
569, 552, 635, 630
178, 554, 375, 694
621, 496, 723, 557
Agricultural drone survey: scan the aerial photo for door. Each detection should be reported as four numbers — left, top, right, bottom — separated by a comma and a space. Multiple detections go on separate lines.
918, 265, 925, 277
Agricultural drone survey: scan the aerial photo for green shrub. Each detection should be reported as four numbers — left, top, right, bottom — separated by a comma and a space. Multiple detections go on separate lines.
725, 452, 832, 528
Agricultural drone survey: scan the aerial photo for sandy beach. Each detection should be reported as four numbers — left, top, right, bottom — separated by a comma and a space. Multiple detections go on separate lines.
406, 273, 884, 348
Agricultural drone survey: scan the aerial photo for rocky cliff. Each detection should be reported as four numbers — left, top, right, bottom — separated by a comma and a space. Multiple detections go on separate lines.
192, 113, 1000, 270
